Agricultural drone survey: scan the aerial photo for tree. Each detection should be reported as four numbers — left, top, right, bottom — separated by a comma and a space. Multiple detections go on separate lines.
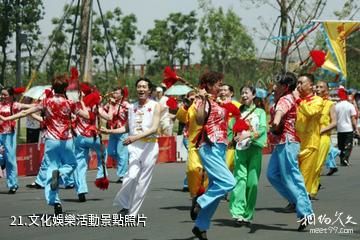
141, 11, 198, 68
0, 0, 44, 85
198, 5, 256, 74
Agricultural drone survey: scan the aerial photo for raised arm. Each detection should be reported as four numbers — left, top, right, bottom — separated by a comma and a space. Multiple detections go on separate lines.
0, 106, 41, 121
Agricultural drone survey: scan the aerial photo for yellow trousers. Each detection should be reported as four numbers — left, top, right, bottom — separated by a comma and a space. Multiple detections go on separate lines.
310, 135, 330, 196
186, 148, 208, 197
298, 147, 318, 194
226, 148, 235, 172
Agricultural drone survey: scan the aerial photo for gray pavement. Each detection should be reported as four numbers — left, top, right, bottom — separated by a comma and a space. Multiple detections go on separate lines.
1, 147, 360, 240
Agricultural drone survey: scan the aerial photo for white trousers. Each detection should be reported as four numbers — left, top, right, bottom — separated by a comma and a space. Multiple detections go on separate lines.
113, 141, 159, 216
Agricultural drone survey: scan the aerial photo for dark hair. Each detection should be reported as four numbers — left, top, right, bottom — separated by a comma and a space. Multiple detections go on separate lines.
2, 86, 15, 96
317, 80, 329, 89
199, 71, 224, 91
52, 74, 68, 94
299, 73, 315, 84
186, 90, 196, 98
135, 77, 153, 90
240, 85, 256, 96
222, 84, 234, 93
275, 72, 298, 92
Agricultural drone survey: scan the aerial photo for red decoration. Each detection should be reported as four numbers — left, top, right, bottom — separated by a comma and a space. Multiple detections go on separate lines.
338, 88, 348, 100
83, 91, 101, 107
222, 102, 240, 118
233, 118, 250, 133
163, 66, 178, 88
13, 87, 26, 94
67, 67, 79, 90
94, 177, 109, 190
79, 82, 92, 95
166, 96, 178, 110
44, 89, 53, 98
310, 50, 326, 67
122, 86, 129, 99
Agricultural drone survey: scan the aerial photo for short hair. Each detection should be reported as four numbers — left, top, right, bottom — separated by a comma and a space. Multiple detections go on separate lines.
1, 86, 15, 96
199, 71, 224, 90
222, 84, 234, 93
240, 85, 256, 96
52, 74, 68, 94
275, 72, 298, 92
135, 77, 153, 90
186, 90, 196, 98
299, 73, 315, 84
317, 80, 329, 90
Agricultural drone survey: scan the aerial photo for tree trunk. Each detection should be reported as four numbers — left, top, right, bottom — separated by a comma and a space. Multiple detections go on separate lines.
80, 0, 93, 83
0, 45, 7, 86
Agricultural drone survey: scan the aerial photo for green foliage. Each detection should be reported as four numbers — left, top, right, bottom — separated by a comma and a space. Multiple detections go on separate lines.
141, 11, 198, 68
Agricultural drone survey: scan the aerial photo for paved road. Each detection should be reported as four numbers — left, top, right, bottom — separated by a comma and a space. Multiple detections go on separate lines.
1, 147, 359, 240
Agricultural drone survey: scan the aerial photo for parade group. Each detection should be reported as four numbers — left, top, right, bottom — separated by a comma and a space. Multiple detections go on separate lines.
0, 70, 358, 240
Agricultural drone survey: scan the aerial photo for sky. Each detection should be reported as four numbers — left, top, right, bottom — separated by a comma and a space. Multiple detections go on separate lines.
38, 0, 358, 64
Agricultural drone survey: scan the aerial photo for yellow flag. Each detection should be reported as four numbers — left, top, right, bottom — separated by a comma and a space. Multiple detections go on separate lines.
322, 21, 360, 79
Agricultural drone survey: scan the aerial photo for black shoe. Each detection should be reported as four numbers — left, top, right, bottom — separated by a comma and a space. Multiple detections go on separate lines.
8, 186, 18, 194
50, 170, 60, 191
236, 219, 251, 227
117, 208, 129, 215
0, 164, 5, 170
78, 193, 86, 202
326, 168, 338, 176
309, 195, 319, 201
54, 203, 62, 216
317, 184, 322, 191
182, 186, 189, 192
341, 160, 349, 166
192, 226, 208, 240
283, 203, 296, 213
190, 197, 201, 220
116, 177, 123, 184
64, 185, 75, 189
26, 182, 44, 189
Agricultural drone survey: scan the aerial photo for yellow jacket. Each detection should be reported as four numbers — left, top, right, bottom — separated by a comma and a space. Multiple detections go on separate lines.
295, 95, 324, 150
176, 104, 202, 149
319, 99, 334, 136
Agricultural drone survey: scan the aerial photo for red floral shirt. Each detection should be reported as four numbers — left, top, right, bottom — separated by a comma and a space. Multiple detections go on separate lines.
75, 105, 97, 137
41, 95, 80, 140
269, 94, 299, 145
196, 99, 228, 145
104, 101, 129, 129
0, 102, 22, 134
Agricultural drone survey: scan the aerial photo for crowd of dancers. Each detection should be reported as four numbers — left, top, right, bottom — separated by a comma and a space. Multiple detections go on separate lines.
0, 71, 357, 240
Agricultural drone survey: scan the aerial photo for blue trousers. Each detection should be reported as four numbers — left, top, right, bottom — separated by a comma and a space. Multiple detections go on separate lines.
107, 133, 129, 177
267, 141, 313, 218
0, 133, 18, 190
183, 137, 189, 188
325, 145, 340, 169
35, 155, 75, 188
195, 143, 235, 230
74, 135, 107, 194
44, 138, 77, 205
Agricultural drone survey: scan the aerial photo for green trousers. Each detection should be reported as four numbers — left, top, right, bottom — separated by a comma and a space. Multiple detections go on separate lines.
229, 144, 262, 220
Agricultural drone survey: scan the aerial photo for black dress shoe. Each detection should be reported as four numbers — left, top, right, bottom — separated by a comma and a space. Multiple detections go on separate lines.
64, 185, 75, 189
26, 182, 44, 189
283, 203, 296, 213
118, 208, 129, 215
192, 226, 208, 240
54, 203, 62, 215
50, 170, 60, 191
116, 177, 123, 183
326, 168, 338, 176
78, 193, 86, 202
182, 186, 189, 192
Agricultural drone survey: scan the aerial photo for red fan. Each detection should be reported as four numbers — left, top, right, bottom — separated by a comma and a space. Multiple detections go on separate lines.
163, 66, 179, 88
83, 91, 101, 108
310, 50, 326, 67
13, 87, 26, 94
95, 177, 109, 190
79, 82, 92, 95
233, 118, 250, 133
67, 67, 79, 90
166, 96, 178, 110
222, 102, 240, 118
122, 86, 129, 99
